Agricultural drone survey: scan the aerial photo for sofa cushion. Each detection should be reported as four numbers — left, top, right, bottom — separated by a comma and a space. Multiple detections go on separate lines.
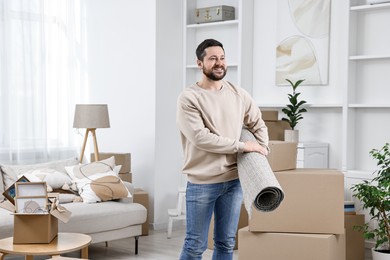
0, 208, 14, 239
1, 157, 79, 190
0, 200, 147, 240
65, 157, 130, 203
58, 201, 147, 234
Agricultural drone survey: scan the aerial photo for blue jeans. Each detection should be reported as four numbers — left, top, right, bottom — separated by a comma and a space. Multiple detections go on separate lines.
180, 178, 243, 260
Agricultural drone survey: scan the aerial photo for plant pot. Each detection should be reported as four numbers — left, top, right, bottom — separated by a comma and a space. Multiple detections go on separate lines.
372, 248, 390, 260
284, 129, 299, 143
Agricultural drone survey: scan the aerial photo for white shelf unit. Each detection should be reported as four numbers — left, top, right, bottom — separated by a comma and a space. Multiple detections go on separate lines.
343, 0, 390, 176
183, 0, 254, 94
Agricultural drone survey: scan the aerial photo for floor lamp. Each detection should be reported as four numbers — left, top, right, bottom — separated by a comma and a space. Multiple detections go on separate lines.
73, 104, 110, 163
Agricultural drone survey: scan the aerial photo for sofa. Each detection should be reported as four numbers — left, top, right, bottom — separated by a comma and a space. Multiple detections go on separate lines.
0, 157, 147, 254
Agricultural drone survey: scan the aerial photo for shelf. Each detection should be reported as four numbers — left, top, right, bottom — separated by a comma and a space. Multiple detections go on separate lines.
186, 20, 239, 29
183, 0, 254, 92
350, 2, 390, 11
258, 103, 343, 108
349, 54, 390, 60
348, 104, 390, 108
345, 0, 390, 177
344, 170, 376, 180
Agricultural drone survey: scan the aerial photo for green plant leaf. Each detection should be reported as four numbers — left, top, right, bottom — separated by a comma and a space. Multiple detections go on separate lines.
351, 142, 390, 250
281, 79, 307, 129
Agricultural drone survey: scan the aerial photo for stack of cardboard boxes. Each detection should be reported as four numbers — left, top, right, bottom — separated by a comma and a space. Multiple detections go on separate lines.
91, 152, 149, 236
238, 110, 346, 260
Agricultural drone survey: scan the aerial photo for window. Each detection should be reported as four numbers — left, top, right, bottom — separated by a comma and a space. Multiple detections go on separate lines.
0, 0, 85, 164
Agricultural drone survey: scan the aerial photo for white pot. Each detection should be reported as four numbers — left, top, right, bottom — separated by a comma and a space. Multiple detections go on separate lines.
284, 129, 299, 143
372, 248, 390, 260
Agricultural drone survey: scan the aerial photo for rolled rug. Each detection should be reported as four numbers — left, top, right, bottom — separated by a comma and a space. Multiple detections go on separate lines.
238, 128, 285, 217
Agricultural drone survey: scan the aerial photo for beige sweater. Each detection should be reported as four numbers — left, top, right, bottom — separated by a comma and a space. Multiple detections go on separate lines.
176, 81, 269, 184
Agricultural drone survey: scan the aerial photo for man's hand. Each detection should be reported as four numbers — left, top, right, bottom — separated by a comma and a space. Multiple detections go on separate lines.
243, 141, 268, 156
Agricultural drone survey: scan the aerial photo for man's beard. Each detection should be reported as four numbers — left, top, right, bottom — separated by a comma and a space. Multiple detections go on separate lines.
203, 65, 227, 81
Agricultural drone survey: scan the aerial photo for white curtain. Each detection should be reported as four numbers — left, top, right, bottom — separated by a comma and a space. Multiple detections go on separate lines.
0, 0, 86, 164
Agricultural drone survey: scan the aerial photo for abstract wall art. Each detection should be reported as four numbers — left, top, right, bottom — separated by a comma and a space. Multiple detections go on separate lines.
275, 0, 331, 85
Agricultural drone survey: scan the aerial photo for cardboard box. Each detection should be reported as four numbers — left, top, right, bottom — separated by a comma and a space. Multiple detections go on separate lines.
265, 120, 291, 141
261, 110, 278, 121
91, 153, 131, 173
133, 188, 149, 235
119, 172, 132, 183
238, 227, 345, 260
266, 141, 297, 171
207, 203, 248, 250
345, 214, 365, 260
249, 169, 344, 234
13, 214, 58, 244
1, 193, 71, 244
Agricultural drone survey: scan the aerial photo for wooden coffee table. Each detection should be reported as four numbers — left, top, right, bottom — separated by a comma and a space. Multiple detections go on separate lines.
0, 233, 91, 260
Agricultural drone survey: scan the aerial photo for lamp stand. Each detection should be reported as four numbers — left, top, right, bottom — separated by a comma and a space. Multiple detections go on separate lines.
79, 128, 100, 163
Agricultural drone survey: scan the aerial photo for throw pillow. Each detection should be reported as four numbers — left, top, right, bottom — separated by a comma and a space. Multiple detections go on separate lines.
65, 156, 131, 203
18, 169, 73, 190
0, 157, 79, 189
73, 171, 131, 203
65, 156, 116, 180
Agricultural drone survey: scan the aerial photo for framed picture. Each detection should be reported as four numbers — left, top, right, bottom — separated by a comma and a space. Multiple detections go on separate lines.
275, 0, 331, 85
15, 196, 48, 214
2, 175, 30, 205
15, 182, 47, 197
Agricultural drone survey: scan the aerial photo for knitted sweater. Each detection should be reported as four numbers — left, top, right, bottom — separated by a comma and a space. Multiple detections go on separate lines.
176, 81, 269, 184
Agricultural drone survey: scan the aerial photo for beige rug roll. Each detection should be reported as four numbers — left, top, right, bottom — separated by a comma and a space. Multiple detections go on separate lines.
238, 128, 284, 217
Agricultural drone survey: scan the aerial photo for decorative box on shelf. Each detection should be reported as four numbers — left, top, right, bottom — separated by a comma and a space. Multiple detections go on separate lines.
297, 142, 329, 168
194, 5, 235, 24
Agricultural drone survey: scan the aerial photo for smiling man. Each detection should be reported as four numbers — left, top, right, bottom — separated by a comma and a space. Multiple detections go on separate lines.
176, 39, 269, 260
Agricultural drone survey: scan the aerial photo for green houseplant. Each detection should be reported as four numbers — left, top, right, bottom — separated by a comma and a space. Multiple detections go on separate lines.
281, 79, 307, 142
352, 142, 390, 258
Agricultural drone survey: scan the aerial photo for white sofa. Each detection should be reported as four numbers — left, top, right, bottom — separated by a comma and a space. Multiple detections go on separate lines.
0, 157, 147, 254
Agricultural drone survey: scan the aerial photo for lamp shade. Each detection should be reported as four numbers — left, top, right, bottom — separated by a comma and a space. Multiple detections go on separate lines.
73, 104, 110, 129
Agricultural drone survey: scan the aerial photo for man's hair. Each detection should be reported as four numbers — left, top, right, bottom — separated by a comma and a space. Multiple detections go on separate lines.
196, 39, 224, 61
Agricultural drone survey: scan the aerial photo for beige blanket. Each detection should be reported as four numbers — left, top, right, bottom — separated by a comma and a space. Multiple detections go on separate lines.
238, 128, 284, 217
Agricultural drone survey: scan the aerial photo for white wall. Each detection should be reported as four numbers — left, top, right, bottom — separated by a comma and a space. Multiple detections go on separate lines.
154, 0, 185, 229
83, 0, 184, 229
83, 0, 157, 220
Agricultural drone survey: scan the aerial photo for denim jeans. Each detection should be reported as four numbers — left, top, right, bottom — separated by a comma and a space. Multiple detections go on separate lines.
179, 178, 243, 260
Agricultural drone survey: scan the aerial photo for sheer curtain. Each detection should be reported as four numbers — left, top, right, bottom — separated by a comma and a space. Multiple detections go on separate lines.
0, 0, 86, 164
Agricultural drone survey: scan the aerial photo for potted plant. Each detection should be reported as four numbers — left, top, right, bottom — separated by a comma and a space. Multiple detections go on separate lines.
281, 79, 307, 142
352, 142, 390, 260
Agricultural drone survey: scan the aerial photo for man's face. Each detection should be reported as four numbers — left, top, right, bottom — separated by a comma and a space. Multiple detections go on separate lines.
198, 46, 227, 81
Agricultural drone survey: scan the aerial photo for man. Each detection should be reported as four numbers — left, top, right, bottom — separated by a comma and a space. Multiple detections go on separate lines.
176, 39, 269, 260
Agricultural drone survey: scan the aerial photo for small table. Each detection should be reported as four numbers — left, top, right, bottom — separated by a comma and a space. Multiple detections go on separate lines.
0, 233, 91, 260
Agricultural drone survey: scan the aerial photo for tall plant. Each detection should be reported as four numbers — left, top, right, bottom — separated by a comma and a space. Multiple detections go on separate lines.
281, 79, 307, 130
352, 142, 390, 252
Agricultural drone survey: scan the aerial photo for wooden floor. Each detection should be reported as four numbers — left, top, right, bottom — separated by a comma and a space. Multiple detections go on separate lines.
3, 227, 239, 260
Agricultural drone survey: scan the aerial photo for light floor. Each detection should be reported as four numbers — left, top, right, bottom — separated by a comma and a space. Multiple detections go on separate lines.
4, 227, 239, 260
